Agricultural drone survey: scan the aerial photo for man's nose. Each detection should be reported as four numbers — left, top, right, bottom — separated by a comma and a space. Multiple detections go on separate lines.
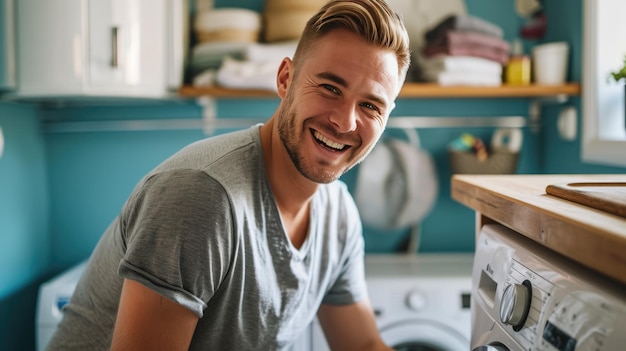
329, 102, 358, 133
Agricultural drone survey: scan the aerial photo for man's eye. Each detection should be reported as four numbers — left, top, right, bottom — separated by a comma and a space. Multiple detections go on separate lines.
361, 102, 379, 112
322, 84, 340, 94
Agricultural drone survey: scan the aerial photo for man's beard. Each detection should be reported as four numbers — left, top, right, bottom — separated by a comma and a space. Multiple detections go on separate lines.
276, 94, 342, 184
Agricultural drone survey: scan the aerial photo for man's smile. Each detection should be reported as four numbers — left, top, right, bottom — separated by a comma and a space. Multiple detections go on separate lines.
312, 129, 349, 151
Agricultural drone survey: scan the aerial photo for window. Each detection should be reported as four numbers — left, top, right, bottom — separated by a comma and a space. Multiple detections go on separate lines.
582, 0, 626, 167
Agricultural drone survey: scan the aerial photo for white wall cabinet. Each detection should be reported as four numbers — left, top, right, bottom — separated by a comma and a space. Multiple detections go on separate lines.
16, 0, 185, 99
0, 0, 15, 91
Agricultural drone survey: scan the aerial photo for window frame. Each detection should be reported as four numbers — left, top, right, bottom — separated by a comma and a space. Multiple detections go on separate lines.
581, 0, 626, 167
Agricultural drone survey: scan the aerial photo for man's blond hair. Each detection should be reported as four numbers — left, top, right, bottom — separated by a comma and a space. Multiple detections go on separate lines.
292, 0, 411, 83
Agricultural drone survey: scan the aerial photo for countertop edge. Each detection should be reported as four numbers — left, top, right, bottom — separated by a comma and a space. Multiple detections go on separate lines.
451, 174, 626, 286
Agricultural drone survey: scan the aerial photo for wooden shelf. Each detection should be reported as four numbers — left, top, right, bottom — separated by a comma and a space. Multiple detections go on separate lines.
178, 85, 277, 98
178, 82, 581, 99
398, 82, 580, 98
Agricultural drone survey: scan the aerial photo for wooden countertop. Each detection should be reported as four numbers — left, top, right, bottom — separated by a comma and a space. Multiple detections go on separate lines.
451, 174, 626, 286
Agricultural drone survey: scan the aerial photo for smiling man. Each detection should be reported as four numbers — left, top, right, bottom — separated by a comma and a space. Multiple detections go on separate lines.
46, 1, 410, 350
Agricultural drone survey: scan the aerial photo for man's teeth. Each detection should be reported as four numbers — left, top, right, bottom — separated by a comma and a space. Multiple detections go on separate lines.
313, 131, 345, 150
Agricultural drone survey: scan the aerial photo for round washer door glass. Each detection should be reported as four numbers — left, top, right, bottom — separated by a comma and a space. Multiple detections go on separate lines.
380, 320, 469, 351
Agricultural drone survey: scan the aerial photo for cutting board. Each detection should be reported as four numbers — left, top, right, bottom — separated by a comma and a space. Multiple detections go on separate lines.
545, 182, 626, 218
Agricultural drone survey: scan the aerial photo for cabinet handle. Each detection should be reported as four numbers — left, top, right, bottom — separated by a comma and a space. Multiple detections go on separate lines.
111, 27, 119, 68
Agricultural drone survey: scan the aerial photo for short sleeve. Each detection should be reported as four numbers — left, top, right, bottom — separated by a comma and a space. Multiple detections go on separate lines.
118, 169, 235, 317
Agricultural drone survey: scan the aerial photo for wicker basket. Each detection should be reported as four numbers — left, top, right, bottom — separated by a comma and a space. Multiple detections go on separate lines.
448, 150, 519, 174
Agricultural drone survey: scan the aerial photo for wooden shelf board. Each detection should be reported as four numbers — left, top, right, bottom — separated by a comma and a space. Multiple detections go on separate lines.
398, 82, 581, 98
178, 85, 277, 98
178, 82, 581, 99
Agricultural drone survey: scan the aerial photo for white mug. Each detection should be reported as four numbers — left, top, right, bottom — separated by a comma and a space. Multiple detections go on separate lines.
532, 41, 570, 85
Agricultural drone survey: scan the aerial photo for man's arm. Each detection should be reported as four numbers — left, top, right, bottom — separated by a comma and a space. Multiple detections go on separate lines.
317, 299, 393, 351
111, 278, 199, 351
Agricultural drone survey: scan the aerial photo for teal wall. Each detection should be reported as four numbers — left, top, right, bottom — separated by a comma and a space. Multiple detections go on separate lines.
2, 0, 626, 349
0, 102, 50, 349
43, 98, 538, 270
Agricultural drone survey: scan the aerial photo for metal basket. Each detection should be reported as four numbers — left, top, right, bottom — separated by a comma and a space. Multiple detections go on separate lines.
448, 150, 519, 174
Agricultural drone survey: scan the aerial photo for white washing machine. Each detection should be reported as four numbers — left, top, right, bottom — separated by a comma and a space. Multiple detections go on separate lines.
36, 260, 87, 351
471, 224, 626, 351
311, 253, 474, 351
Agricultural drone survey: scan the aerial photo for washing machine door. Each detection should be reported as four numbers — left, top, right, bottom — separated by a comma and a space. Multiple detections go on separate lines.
380, 319, 469, 351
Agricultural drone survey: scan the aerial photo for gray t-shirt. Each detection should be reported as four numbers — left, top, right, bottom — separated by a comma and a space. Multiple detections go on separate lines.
47, 125, 367, 350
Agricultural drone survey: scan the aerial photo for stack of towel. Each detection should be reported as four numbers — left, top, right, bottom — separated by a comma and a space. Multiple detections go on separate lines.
212, 41, 298, 91
191, 40, 298, 91
189, 8, 262, 79
189, 6, 299, 91
418, 14, 509, 86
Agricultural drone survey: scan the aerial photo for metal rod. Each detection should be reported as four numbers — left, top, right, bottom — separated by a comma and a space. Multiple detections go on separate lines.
42, 115, 527, 133
388, 116, 526, 129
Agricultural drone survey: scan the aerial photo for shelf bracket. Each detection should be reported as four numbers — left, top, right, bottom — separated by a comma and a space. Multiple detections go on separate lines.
528, 94, 569, 133
197, 97, 217, 135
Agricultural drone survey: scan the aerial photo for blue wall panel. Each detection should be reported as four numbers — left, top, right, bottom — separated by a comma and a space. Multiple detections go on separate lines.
0, 102, 49, 351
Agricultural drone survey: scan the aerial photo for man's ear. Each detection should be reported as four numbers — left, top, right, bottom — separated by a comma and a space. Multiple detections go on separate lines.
276, 57, 294, 98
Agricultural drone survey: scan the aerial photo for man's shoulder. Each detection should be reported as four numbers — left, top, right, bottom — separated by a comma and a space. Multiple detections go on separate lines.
187, 125, 261, 159
154, 125, 263, 173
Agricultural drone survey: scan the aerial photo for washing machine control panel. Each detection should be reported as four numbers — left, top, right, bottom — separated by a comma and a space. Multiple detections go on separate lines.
538, 284, 624, 351
503, 254, 626, 351
473, 224, 626, 351
499, 279, 532, 330
501, 260, 554, 349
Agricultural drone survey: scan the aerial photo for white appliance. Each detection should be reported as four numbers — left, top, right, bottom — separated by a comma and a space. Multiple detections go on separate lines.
36, 261, 87, 351
312, 253, 473, 350
15, 0, 187, 99
471, 224, 626, 351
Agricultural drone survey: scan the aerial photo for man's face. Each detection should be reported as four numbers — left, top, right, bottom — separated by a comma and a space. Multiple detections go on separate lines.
276, 29, 401, 184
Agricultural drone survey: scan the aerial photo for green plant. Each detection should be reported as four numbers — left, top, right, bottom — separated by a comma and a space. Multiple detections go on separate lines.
610, 55, 626, 82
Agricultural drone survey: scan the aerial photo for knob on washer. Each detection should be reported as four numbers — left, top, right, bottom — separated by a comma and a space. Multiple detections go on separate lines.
499, 280, 532, 331
405, 289, 427, 311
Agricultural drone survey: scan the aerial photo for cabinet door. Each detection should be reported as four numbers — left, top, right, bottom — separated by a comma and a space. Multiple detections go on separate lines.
87, 0, 166, 96
0, 0, 16, 90
17, 0, 87, 96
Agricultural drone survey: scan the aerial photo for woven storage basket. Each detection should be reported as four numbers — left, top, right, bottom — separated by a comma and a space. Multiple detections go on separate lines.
264, 0, 326, 11
263, 9, 316, 42
448, 150, 519, 174
195, 29, 259, 44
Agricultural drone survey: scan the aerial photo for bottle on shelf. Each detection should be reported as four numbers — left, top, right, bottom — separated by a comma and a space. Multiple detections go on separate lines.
505, 38, 531, 85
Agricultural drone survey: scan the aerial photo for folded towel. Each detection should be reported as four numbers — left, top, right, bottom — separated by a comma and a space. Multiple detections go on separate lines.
419, 55, 503, 76
427, 30, 510, 53
245, 41, 298, 63
421, 70, 502, 86
216, 56, 279, 91
422, 43, 509, 65
189, 41, 250, 75
193, 69, 217, 87
192, 41, 298, 67
425, 14, 504, 42
192, 41, 251, 58
194, 8, 261, 32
